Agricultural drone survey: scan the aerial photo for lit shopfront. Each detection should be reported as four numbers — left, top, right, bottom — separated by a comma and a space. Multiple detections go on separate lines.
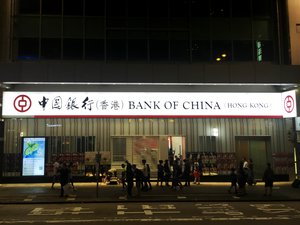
0, 88, 298, 181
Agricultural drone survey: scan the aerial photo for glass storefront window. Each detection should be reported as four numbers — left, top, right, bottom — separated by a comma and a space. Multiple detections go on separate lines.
192, 40, 211, 62
85, 0, 105, 16
41, 38, 61, 59
63, 39, 83, 59
212, 40, 232, 62
233, 40, 253, 61
17, 38, 39, 60
42, 0, 62, 15
85, 39, 104, 60
232, 0, 251, 17
107, 30, 127, 61
42, 17, 62, 38
14, 16, 40, 38
18, 0, 40, 14
12, 0, 279, 63
63, 0, 83, 16
211, 0, 230, 17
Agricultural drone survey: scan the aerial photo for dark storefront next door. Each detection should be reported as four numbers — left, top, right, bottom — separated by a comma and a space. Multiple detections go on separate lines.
235, 136, 271, 179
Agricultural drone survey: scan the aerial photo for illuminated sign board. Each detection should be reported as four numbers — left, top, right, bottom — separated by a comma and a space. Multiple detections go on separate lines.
2, 91, 297, 118
22, 137, 46, 176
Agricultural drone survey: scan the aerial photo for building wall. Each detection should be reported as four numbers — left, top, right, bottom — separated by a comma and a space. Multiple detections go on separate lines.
0, 0, 11, 62
2, 117, 293, 176
1, 62, 300, 84
288, 0, 300, 65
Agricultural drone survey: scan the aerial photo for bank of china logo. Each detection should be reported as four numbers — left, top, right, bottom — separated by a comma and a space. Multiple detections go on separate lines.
284, 95, 294, 113
14, 95, 32, 112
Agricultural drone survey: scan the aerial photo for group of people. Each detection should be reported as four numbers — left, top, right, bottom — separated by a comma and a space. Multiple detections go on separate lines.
51, 161, 76, 197
228, 158, 275, 196
121, 159, 152, 197
122, 157, 203, 197
157, 157, 203, 189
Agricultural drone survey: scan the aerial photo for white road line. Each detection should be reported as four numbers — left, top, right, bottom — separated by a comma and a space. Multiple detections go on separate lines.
177, 196, 187, 199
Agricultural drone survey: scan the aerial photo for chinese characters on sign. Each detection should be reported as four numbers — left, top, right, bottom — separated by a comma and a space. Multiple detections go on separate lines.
38, 95, 123, 112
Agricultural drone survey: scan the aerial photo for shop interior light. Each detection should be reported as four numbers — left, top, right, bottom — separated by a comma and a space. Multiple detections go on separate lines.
216, 58, 221, 61
212, 128, 219, 136
221, 53, 227, 58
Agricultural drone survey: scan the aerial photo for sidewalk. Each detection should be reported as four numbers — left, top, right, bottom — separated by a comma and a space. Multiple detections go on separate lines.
0, 181, 299, 204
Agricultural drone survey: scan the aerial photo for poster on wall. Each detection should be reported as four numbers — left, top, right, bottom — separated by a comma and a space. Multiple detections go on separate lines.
22, 137, 46, 176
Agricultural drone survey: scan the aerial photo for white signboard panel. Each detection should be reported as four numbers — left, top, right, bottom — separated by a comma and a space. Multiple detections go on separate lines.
1, 91, 297, 118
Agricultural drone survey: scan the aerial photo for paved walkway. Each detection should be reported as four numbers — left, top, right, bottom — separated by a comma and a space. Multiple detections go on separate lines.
0, 181, 299, 204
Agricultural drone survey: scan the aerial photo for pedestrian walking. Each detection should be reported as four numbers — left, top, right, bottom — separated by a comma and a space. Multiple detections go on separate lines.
263, 163, 274, 196
228, 167, 237, 194
51, 160, 60, 189
193, 167, 200, 185
120, 163, 127, 189
132, 164, 143, 196
243, 157, 249, 177
141, 159, 151, 191
164, 159, 171, 186
247, 158, 255, 185
58, 162, 71, 197
125, 160, 134, 197
68, 162, 76, 191
171, 160, 183, 190
183, 159, 191, 186
237, 161, 247, 196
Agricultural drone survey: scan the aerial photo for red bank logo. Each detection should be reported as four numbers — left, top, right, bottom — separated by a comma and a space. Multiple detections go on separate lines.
284, 95, 294, 113
14, 95, 32, 112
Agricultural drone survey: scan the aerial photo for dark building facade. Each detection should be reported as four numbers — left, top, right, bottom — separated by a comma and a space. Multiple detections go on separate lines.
0, 0, 300, 182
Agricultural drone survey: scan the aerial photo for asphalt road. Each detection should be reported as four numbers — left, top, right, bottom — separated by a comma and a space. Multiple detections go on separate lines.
0, 201, 300, 224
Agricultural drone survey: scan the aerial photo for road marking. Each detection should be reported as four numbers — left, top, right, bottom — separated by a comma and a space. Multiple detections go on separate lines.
1, 216, 296, 224
24, 195, 36, 202
28, 207, 94, 216
250, 204, 298, 214
177, 196, 187, 199
117, 204, 181, 216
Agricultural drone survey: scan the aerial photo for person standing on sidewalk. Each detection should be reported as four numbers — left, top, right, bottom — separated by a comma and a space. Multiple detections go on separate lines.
51, 160, 60, 189
120, 163, 127, 189
68, 162, 76, 191
157, 160, 164, 187
228, 167, 237, 194
164, 159, 171, 186
183, 159, 191, 187
125, 160, 134, 197
263, 163, 274, 196
58, 162, 70, 197
237, 161, 247, 196
132, 164, 143, 196
248, 159, 255, 185
141, 159, 152, 191
193, 167, 200, 185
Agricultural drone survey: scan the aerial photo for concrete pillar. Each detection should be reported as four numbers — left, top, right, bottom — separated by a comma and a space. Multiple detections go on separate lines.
0, 0, 12, 62
287, 0, 300, 65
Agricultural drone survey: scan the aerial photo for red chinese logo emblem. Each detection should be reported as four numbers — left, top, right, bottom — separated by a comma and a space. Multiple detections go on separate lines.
284, 95, 294, 113
14, 95, 32, 112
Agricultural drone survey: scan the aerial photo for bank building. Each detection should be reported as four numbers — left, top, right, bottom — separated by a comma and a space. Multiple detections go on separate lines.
0, 0, 299, 182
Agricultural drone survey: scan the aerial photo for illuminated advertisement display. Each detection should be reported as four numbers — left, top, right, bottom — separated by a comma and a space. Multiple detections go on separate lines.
2, 90, 297, 118
22, 137, 46, 176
